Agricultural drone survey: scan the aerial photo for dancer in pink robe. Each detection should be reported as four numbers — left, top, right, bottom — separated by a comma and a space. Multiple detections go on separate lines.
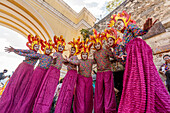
0, 35, 40, 113
54, 37, 82, 113
33, 35, 66, 113
13, 39, 53, 113
68, 39, 95, 113
90, 29, 117, 113
109, 10, 170, 112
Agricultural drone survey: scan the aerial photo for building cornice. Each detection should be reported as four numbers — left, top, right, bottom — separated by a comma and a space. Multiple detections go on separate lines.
35, 0, 94, 29
57, 0, 96, 20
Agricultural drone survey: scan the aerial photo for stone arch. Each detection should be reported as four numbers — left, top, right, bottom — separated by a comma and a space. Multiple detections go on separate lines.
0, 0, 54, 40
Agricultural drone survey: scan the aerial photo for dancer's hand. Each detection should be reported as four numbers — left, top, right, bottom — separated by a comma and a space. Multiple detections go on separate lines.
65, 55, 68, 60
64, 55, 70, 62
117, 55, 127, 60
114, 88, 119, 94
4, 46, 15, 53
52, 58, 57, 64
143, 18, 158, 31
67, 58, 70, 62
121, 55, 127, 60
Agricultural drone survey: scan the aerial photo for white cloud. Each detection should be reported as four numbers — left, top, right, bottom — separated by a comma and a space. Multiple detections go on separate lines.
0, 26, 27, 77
63, 0, 110, 20
0, 38, 10, 52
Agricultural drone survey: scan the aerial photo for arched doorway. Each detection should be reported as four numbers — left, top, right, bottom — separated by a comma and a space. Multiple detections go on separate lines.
0, 0, 54, 40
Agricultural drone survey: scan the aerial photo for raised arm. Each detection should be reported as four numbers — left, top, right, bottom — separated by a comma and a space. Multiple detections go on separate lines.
68, 58, 80, 66
128, 23, 148, 37
5, 46, 31, 54
16, 51, 40, 58
14, 49, 31, 53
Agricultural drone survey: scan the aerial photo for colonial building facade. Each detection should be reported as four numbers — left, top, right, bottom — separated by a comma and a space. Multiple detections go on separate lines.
0, 0, 96, 76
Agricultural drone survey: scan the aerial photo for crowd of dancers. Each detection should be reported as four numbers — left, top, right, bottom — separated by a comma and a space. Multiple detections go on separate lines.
0, 11, 170, 113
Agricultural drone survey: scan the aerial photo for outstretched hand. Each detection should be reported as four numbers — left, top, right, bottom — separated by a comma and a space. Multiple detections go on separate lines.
4, 46, 15, 53
64, 55, 70, 62
117, 55, 127, 60
143, 18, 158, 31
65, 55, 68, 59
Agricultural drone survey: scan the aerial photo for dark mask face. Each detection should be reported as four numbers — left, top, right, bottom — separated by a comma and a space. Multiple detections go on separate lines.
94, 42, 101, 50
81, 52, 88, 60
58, 44, 64, 52
33, 44, 39, 52
45, 48, 51, 55
107, 37, 115, 47
71, 47, 76, 55
114, 20, 125, 31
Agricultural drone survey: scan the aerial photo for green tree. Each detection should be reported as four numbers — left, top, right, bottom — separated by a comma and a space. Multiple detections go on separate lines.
80, 29, 92, 41
106, 0, 124, 12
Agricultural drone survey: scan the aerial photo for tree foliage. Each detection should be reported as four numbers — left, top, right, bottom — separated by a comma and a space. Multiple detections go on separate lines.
106, 0, 124, 12
80, 29, 92, 41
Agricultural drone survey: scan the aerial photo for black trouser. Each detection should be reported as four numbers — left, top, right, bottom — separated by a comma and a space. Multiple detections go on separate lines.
165, 70, 170, 93
113, 70, 124, 107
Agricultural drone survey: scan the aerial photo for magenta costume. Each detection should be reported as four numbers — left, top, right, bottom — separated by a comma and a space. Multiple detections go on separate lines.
0, 49, 38, 113
117, 24, 170, 113
13, 51, 52, 113
94, 48, 117, 113
33, 52, 64, 113
54, 55, 78, 113
68, 59, 95, 113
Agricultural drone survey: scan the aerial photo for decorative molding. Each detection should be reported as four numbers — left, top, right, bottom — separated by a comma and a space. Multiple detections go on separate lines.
35, 0, 93, 29
162, 18, 170, 29
57, 0, 77, 15
0, 21, 27, 36
3, 0, 50, 40
152, 44, 170, 55
23, 0, 54, 37
57, 0, 96, 20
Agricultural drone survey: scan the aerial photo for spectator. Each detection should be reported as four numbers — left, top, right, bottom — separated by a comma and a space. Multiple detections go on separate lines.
0, 82, 4, 88
0, 69, 8, 81
159, 54, 170, 93
56, 78, 63, 98
50, 78, 63, 113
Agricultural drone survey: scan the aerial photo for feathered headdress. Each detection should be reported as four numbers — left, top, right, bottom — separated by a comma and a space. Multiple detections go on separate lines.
90, 29, 105, 47
53, 35, 66, 52
68, 36, 82, 55
40, 39, 53, 55
102, 28, 122, 48
26, 34, 40, 51
108, 11, 136, 28
81, 38, 93, 55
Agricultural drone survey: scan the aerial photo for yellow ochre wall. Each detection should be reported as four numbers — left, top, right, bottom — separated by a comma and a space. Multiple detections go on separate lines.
0, 0, 96, 52
0, 0, 96, 75
28, 0, 96, 46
